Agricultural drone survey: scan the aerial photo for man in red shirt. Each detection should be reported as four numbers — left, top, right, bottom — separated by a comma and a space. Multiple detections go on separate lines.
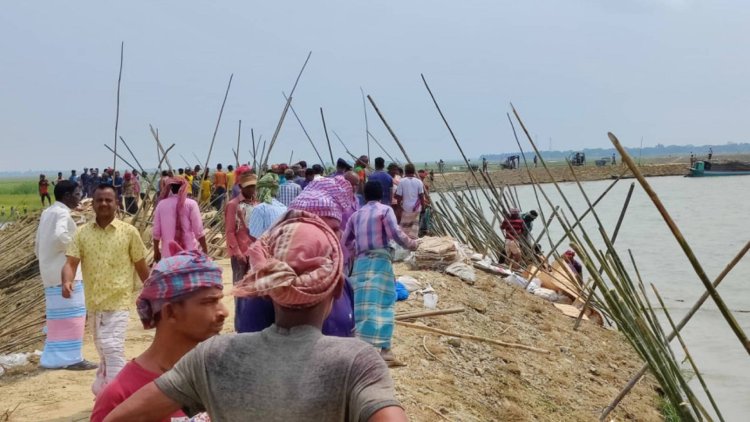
500, 208, 526, 272
91, 249, 227, 422
39, 174, 51, 206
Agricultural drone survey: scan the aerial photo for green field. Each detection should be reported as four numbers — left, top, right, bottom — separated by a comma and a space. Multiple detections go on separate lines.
0, 178, 46, 221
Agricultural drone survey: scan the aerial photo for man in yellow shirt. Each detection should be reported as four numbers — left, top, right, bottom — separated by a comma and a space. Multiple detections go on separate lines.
226, 164, 235, 197
63, 184, 150, 396
184, 169, 194, 197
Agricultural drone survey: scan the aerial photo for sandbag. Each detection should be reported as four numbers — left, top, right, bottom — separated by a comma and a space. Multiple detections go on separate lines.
396, 275, 422, 292
445, 262, 476, 284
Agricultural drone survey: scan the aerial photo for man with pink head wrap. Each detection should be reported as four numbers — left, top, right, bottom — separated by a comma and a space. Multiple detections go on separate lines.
234, 176, 357, 336
105, 215, 407, 422
152, 177, 207, 262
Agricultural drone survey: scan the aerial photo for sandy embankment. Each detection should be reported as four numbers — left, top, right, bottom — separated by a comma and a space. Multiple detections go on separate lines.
0, 259, 661, 422
429, 162, 687, 191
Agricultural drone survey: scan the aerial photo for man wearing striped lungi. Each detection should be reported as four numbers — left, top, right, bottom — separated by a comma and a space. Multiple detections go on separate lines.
343, 181, 419, 366
63, 184, 150, 396
394, 163, 425, 239
34, 180, 97, 371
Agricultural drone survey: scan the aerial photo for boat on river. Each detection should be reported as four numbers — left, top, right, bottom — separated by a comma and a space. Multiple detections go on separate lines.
687, 160, 750, 177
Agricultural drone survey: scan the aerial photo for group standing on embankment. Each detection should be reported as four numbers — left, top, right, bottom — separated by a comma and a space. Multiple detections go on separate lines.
27, 153, 451, 421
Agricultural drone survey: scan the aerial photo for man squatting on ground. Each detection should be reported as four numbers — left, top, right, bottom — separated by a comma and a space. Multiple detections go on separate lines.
105, 211, 406, 421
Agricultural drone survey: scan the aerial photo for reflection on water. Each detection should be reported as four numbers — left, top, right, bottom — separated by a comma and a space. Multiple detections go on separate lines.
465, 175, 749, 419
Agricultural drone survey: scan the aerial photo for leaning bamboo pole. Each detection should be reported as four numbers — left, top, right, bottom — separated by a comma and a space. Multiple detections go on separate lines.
609, 132, 749, 354
197, 74, 234, 200
262, 51, 312, 167
112, 42, 124, 175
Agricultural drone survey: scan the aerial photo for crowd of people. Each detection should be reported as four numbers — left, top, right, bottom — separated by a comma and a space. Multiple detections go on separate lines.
34, 154, 439, 421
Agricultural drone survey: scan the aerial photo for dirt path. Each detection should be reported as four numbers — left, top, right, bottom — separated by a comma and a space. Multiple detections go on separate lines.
0, 260, 662, 421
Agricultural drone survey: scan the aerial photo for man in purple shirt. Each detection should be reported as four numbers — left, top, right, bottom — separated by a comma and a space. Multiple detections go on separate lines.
342, 181, 418, 366
367, 157, 394, 206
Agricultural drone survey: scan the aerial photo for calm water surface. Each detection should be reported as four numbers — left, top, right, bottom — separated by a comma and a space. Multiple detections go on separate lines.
462, 175, 749, 419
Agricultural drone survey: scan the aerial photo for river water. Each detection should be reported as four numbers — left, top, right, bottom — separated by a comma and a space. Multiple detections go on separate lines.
460, 175, 749, 419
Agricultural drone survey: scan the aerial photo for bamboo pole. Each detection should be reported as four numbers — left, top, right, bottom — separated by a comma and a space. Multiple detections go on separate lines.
366, 94, 412, 164
197, 73, 234, 200
573, 182, 635, 330
263, 51, 312, 167
396, 321, 549, 354
332, 130, 362, 163
652, 284, 724, 422
367, 130, 398, 163
320, 107, 335, 168
112, 42, 124, 175
361, 87, 370, 159
609, 132, 749, 354
119, 137, 145, 174
104, 144, 138, 173
600, 239, 750, 420
395, 307, 465, 320
236, 120, 242, 168
284, 92, 326, 167
251, 128, 257, 169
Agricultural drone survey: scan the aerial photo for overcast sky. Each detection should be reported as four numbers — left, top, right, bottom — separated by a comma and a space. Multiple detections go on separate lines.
1, 0, 748, 171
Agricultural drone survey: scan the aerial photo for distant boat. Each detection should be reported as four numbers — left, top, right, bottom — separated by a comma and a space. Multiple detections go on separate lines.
687, 160, 750, 177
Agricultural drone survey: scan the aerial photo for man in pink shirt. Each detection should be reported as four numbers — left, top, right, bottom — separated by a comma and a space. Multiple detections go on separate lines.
224, 172, 257, 330
152, 178, 207, 262
91, 250, 226, 422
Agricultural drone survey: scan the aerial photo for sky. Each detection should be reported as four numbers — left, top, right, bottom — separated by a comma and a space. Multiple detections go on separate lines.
1, 0, 749, 171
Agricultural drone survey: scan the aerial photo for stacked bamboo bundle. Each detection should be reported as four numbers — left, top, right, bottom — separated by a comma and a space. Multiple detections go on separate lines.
0, 213, 46, 354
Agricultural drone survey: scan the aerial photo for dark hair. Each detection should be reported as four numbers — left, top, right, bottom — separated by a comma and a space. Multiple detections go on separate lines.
312, 164, 324, 175
170, 184, 180, 194
227, 165, 234, 171
178, 168, 184, 174
94, 183, 116, 196
161, 170, 169, 177
216, 163, 223, 170
305, 168, 314, 176
53, 180, 78, 201
405, 163, 416, 175
364, 181, 383, 202
298, 160, 307, 168
375, 157, 385, 169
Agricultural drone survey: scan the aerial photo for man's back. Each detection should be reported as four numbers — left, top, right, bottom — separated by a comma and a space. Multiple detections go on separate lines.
396, 177, 423, 211
367, 171, 393, 205
155, 325, 399, 422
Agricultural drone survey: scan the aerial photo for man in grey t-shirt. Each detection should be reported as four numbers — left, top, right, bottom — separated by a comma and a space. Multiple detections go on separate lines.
104, 212, 406, 422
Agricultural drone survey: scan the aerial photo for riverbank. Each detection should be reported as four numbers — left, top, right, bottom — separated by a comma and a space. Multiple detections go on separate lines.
0, 258, 662, 421
429, 162, 687, 192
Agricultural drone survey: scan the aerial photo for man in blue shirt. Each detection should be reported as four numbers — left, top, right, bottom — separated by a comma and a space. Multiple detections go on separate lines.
367, 157, 393, 205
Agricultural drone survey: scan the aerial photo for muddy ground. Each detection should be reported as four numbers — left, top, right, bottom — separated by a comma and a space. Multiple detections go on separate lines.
0, 258, 662, 421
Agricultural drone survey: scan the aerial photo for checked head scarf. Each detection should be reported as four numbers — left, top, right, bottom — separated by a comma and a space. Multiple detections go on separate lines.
233, 210, 344, 308
288, 176, 355, 223
257, 173, 279, 204
137, 248, 223, 329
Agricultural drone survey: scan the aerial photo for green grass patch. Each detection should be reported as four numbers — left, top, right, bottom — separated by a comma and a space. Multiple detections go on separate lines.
660, 397, 681, 422
0, 179, 46, 221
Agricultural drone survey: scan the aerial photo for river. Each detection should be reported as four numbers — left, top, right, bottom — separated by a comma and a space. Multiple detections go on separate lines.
460, 175, 749, 419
